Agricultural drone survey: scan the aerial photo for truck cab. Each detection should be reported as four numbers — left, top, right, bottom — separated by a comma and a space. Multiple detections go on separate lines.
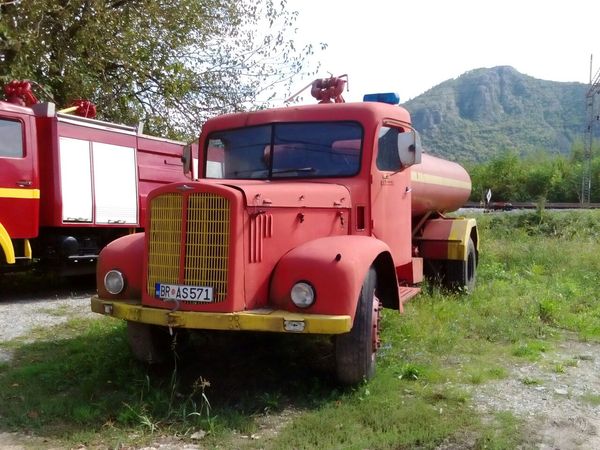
91, 94, 478, 384
0, 101, 40, 264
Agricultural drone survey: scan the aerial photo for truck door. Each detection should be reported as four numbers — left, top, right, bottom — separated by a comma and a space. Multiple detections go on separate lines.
0, 114, 39, 239
370, 125, 413, 267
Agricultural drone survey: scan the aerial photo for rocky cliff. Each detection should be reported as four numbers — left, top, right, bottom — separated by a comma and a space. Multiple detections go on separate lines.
404, 66, 590, 162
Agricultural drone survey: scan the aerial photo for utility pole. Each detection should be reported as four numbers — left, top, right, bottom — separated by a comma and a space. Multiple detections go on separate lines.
582, 55, 600, 206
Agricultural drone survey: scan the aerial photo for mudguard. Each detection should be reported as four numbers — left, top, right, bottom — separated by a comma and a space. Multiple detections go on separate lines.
96, 232, 145, 299
0, 222, 15, 264
418, 217, 478, 261
270, 235, 397, 320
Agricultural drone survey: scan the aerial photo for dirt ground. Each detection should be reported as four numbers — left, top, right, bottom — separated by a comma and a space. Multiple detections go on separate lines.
1, 285, 599, 449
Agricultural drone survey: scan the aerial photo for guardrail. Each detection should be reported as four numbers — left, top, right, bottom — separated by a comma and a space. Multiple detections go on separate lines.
463, 202, 600, 210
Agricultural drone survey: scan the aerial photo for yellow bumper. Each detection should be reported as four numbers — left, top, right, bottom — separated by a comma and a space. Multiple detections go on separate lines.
91, 296, 352, 334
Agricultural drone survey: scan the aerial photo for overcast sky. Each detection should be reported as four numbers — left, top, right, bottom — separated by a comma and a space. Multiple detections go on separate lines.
284, 0, 600, 103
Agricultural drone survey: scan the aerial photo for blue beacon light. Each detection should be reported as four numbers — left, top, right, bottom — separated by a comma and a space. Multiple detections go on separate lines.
362, 92, 400, 105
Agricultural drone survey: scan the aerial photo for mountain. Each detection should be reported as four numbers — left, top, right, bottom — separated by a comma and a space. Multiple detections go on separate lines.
403, 66, 591, 162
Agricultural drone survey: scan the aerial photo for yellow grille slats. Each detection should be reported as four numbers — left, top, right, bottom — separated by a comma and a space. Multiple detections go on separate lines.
147, 194, 183, 294
185, 194, 230, 302
147, 191, 231, 303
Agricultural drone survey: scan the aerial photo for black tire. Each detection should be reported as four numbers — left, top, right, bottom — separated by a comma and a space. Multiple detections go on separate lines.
445, 238, 477, 293
335, 267, 379, 385
127, 321, 175, 364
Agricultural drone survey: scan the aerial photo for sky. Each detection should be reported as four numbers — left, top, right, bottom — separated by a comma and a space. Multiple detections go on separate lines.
284, 0, 600, 104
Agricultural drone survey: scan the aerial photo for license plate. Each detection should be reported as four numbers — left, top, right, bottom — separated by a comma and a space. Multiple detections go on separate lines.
155, 283, 213, 302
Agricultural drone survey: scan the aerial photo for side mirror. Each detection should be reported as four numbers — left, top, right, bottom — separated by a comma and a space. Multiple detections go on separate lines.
397, 130, 422, 167
182, 144, 192, 176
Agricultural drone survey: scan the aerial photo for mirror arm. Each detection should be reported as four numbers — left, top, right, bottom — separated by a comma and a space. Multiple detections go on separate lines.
182, 144, 192, 177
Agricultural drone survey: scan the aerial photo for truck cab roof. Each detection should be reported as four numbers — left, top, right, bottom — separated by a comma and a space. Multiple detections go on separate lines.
201, 101, 413, 135
0, 100, 35, 116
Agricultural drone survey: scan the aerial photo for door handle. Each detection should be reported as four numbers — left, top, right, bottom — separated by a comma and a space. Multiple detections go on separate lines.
16, 180, 33, 187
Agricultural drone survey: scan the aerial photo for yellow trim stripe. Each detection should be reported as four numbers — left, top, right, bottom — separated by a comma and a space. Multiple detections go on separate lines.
411, 171, 471, 190
91, 297, 352, 334
0, 188, 40, 199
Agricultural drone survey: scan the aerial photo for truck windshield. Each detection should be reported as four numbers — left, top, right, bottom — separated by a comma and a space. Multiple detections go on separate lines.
204, 122, 363, 179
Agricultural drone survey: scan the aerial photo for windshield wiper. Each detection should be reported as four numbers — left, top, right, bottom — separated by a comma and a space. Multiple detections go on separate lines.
272, 167, 315, 174
233, 168, 267, 175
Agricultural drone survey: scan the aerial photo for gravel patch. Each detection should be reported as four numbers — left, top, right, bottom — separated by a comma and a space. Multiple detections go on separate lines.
0, 280, 96, 363
0, 295, 96, 342
470, 340, 600, 449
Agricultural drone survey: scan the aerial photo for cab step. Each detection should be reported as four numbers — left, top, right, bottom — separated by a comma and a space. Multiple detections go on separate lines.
398, 286, 421, 312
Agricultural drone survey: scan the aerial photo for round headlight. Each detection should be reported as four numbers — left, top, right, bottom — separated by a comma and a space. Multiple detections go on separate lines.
291, 281, 315, 308
104, 270, 125, 295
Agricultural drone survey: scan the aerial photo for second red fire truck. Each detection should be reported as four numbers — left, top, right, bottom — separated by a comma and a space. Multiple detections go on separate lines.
0, 81, 191, 276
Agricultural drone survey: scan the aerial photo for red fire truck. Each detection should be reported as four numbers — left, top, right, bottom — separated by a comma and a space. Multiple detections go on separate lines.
0, 81, 190, 275
91, 78, 478, 384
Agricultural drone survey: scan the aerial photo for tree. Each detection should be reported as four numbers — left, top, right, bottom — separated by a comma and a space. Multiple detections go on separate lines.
0, 0, 319, 139
470, 151, 528, 202
469, 146, 589, 203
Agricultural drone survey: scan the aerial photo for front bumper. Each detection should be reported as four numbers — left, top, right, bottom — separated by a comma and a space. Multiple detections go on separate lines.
91, 296, 352, 334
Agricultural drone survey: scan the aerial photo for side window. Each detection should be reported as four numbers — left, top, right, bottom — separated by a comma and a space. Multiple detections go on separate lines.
376, 126, 401, 171
0, 119, 24, 158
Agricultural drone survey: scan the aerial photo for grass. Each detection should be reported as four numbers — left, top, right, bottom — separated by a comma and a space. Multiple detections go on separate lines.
2, 209, 600, 448
581, 393, 600, 406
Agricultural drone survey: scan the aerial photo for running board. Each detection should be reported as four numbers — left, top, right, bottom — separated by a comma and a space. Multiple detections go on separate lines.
398, 286, 421, 313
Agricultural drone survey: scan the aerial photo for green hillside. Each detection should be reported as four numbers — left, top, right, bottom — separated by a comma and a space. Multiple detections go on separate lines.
403, 66, 591, 162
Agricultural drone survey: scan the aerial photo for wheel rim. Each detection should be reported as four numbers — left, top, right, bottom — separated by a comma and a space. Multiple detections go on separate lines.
371, 295, 381, 355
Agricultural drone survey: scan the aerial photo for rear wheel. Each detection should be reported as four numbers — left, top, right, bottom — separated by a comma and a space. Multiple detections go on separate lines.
445, 238, 477, 293
127, 322, 176, 364
335, 267, 380, 385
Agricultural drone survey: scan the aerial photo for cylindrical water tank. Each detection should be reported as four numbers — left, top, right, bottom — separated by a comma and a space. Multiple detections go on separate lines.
410, 153, 472, 216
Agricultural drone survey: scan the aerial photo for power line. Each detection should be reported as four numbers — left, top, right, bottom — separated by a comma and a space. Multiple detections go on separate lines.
582, 55, 600, 205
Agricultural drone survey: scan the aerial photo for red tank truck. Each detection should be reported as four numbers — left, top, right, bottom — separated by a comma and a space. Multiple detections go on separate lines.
0, 81, 191, 275
91, 78, 478, 384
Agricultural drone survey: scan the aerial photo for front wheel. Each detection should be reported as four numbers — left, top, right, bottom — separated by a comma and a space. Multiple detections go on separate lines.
127, 322, 176, 364
335, 267, 380, 385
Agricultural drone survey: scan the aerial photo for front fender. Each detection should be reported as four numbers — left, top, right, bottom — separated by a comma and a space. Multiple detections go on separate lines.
418, 217, 478, 261
270, 236, 393, 320
0, 222, 15, 264
96, 232, 145, 300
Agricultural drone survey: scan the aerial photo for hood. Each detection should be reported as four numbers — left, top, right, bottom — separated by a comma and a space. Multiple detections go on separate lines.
225, 181, 352, 209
